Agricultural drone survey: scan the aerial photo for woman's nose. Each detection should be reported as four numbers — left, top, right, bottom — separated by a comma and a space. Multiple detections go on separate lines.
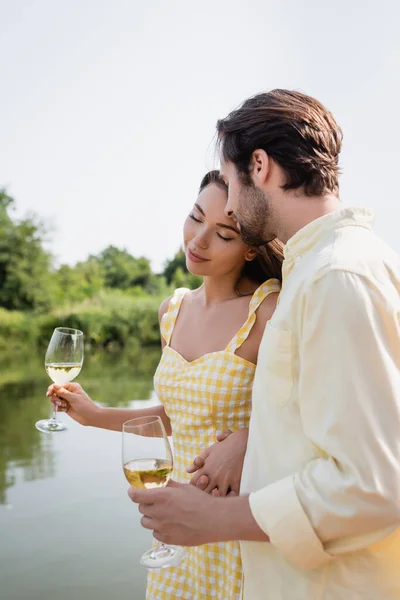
194, 231, 209, 249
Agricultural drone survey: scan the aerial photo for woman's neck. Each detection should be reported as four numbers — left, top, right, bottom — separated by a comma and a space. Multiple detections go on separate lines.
197, 275, 254, 307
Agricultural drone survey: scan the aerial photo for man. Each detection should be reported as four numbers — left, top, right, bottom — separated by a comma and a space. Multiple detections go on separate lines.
129, 89, 400, 599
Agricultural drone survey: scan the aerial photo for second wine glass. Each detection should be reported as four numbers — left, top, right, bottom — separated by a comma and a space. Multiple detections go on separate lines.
122, 415, 186, 569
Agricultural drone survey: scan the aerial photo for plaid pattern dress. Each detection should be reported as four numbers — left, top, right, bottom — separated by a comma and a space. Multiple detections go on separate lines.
146, 279, 281, 600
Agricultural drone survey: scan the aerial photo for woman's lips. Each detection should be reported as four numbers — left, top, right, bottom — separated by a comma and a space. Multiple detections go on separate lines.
187, 248, 209, 263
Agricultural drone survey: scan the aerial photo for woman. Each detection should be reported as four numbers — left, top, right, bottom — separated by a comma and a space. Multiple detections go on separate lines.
47, 170, 283, 600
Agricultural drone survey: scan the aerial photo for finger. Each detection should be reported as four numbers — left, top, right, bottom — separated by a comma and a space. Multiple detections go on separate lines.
140, 515, 155, 530
185, 455, 205, 473
216, 429, 233, 442
153, 530, 168, 543
128, 487, 157, 504
138, 502, 157, 517
56, 400, 69, 412
57, 382, 82, 392
211, 488, 220, 497
227, 490, 237, 497
47, 384, 64, 395
49, 395, 67, 410
204, 479, 218, 494
186, 463, 199, 474
188, 469, 202, 486
49, 383, 82, 398
49, 395, 69, 408
53, 399, 69, 409
194, 475, 209, 491
215, 477, 230, 498
46, 386, 74, 401
128, 483, 175, 504
229, 481, 240, 496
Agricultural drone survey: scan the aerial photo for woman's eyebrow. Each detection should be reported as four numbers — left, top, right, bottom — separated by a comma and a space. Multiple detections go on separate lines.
216, 223, 240, 234
194, 203, 239, 233
194, 203, 205, 215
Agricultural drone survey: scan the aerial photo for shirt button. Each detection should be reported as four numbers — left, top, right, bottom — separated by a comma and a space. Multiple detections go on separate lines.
296, 256, 302, 264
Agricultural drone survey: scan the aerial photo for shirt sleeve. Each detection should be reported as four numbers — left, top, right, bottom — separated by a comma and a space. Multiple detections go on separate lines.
249, 269, 400, 570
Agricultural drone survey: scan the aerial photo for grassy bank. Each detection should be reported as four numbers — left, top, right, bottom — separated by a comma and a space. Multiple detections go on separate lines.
0, 290, 163, 358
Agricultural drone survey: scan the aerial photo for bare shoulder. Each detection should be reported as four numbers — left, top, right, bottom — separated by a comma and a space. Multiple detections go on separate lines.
158, 295, 172, 323
236, 290, 280, 364
255, 291, 279, 324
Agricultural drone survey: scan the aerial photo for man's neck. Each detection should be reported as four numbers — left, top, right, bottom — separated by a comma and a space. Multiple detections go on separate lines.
276, 193, 341, 244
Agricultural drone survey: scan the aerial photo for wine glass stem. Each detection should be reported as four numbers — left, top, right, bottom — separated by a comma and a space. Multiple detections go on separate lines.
150, 541, 167, 558
51, 405, 58, 422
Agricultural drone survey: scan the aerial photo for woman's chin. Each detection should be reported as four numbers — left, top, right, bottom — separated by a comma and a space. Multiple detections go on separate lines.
186, 260, 207, 277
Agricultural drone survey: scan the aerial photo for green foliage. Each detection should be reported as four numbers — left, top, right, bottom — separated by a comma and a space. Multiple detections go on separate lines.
0, 308, 39, 354
171, 267, 202, 289
163, 249, 202, 289
95, 246, 153, 290
0, 189, 204, 353
37, 290, 162, 351
0, 189, 55, 312
163, 249, 187, 283
55, 258, 105, 304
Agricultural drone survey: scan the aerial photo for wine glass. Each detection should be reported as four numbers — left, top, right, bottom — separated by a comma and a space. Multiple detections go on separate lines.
122, 416, 186, 569
36, 327, 84, 433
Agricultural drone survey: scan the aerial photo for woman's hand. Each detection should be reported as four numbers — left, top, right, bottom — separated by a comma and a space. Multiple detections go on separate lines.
47, 382, 101, 427
186, 428, 249, 496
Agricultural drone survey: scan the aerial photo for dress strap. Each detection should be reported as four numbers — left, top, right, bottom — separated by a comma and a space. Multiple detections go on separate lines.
225, 278, 281, 353
160, 288, 190, 346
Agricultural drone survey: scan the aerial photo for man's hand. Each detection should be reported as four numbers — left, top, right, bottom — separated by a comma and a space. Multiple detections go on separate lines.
186, 428, 249, 496
128, 480, 268, 546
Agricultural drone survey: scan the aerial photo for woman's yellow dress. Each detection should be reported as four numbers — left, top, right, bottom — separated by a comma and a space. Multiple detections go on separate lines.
146, 279, 280, 600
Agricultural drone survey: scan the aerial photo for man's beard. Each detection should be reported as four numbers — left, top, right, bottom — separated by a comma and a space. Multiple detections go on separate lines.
236, 183, 275, 246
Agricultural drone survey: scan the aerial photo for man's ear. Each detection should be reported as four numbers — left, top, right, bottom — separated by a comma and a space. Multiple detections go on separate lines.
250, 149, 270, 186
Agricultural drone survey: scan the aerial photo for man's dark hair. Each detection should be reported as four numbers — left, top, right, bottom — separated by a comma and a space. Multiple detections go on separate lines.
217, 89, 343, 196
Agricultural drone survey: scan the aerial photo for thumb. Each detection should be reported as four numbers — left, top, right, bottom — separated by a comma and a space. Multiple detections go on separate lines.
166, 479, 185, 489
48, 382, 82, 399
216, 429, 233, 442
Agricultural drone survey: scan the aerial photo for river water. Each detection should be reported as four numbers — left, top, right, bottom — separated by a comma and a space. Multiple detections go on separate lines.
0, 349, 162, 600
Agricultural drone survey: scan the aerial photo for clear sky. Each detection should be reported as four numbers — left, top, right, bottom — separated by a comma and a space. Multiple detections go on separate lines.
1, 0, 399, 272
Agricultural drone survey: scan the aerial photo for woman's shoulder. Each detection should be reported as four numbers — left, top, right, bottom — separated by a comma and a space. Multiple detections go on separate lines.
158, 295, 173, 323
250, 279, 281, 322
256, 290, 279, 322
158, 287, 192, 322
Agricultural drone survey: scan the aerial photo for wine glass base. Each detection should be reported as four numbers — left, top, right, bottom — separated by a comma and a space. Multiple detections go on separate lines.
35, 419, 67, 433
140, 545, 186, 569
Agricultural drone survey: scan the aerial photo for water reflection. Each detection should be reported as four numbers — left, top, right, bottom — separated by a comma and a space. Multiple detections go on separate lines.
0, 348, 160, 504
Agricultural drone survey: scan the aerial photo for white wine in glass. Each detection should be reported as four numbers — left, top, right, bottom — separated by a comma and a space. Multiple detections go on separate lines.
36, 327, 84, 433
122, 416, 186, 569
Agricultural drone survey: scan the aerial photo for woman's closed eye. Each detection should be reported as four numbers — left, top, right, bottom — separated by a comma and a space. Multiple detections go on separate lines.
189, 213, 234, 242
217, 233, 234, 242
189, 213, 202, 223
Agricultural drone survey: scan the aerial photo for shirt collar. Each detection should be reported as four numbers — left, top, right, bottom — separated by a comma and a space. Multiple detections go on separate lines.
283, 206, 375, 261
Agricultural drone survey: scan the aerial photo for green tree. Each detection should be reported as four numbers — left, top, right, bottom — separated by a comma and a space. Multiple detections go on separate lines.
55, 258, 105, 304
0, 189, 55, 311
163, 249, 187, 283
164, 249, 202, 289
95, 246, 153, 290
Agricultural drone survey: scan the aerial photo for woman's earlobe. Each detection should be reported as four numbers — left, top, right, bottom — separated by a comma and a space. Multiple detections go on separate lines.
245, 249, 257, 262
